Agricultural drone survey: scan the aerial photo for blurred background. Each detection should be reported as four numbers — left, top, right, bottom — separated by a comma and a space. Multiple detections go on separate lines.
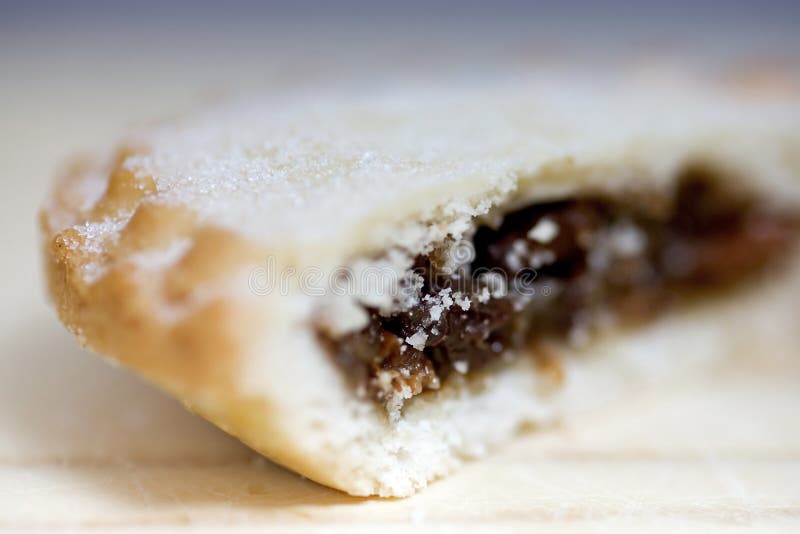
1, 1, 800, 528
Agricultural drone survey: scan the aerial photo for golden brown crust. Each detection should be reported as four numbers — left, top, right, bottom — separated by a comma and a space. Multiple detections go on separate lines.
42, 160, 263, 397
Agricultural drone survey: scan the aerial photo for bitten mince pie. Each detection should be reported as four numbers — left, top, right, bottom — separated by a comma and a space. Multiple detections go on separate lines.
41, 72, 800, 497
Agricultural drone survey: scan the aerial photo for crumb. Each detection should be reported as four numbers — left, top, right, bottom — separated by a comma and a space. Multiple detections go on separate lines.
405, 330, 428, 351
527, 217, 560, 243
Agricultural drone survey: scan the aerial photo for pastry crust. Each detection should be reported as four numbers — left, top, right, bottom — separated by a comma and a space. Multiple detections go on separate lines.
41, 72, 800, 496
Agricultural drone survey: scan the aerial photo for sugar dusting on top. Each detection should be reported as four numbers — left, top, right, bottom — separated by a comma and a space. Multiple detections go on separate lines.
56, 73, 800, 279
118, 76, 779, 253
123, 86, 541, 251
71, 217, 129, 282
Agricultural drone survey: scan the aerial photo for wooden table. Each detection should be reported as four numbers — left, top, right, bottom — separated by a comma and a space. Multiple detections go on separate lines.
2, 314, 799, 531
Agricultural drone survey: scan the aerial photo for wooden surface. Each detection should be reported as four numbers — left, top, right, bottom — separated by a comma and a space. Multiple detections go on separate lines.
2, 18, 800, 532
2, 318, 799, 532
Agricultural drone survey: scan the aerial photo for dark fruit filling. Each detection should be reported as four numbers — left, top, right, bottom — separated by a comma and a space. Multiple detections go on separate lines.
321, 170, 798, 403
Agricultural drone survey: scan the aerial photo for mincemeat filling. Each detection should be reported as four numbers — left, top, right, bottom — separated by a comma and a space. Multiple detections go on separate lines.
321, 171, 799, 403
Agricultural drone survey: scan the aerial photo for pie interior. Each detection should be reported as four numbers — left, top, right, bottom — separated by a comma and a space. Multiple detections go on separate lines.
320, 168, 799, 406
